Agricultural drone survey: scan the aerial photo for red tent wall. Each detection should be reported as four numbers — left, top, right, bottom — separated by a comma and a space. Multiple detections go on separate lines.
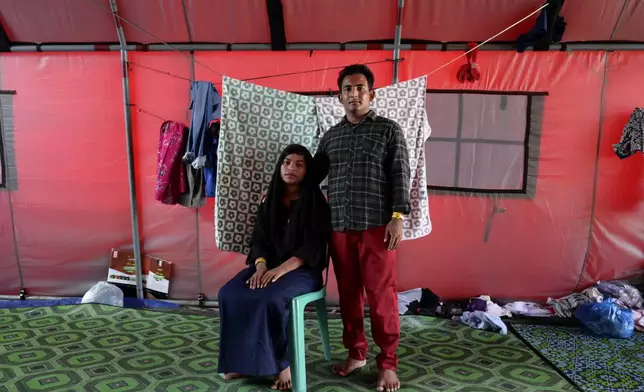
0, 51, 642, 302
401, 51, 607, 300
0, 53, 132, 296
583, 53, 644, 287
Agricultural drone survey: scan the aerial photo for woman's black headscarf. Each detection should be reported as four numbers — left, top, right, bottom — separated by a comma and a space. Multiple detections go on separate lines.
247, 144, 330, 270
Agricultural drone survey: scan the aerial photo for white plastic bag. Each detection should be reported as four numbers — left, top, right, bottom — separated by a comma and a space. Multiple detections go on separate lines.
81, 281, 124, 307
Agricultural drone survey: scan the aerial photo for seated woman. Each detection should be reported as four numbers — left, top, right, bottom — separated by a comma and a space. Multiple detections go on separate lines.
217, 144, 330, 391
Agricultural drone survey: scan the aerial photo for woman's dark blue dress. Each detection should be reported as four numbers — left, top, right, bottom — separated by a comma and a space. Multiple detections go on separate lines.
217, 195, 328, 376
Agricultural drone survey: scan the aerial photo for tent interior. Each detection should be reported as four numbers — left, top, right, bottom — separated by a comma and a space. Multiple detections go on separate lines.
0, 1, 643, 392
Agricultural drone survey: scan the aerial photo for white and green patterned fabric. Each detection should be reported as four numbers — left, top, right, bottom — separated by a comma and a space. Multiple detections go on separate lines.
216, 76, 319, 254
314, 76, 432, 240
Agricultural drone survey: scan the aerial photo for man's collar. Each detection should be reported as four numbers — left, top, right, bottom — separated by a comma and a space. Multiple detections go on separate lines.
342, 109, 377, 125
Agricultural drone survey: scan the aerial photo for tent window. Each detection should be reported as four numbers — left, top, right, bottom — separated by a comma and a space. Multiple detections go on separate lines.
0, 92, 16, 190
425, 92, 543, 198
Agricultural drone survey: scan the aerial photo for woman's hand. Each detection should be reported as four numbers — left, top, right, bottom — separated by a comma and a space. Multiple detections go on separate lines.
258, 257, 305, 288
247, 263, 268, 289
259, 266, 288, 288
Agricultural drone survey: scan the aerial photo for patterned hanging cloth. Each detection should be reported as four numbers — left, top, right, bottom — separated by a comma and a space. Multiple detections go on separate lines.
613, 107, 643, 159
216, 76, 319, 254
314, 76, 433, 240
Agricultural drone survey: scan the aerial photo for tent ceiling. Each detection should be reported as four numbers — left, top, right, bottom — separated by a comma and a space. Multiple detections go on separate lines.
0, 0, 642, 47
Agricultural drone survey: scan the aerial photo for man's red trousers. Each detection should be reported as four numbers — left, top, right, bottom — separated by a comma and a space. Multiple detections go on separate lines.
330, 225, 400, 371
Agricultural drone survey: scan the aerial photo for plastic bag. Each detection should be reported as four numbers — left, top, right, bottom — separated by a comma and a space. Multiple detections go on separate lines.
81, 281, 124, 307
595, 280, 643, 309
574, 298, 634, 339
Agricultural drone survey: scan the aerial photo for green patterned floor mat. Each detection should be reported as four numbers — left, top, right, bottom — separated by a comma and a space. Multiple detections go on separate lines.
0, 304, 577, 391
512, 324, 644, 392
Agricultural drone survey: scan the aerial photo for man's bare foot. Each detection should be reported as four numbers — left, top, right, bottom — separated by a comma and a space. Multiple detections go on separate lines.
331, 356, 367, 376
376, 369, 400, 392
271, 367, 291, 390
222, 373, 242, 380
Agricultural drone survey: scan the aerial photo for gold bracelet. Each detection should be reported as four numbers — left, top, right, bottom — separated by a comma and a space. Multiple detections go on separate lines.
392, 212, 404, 220
255, 258, 266, 266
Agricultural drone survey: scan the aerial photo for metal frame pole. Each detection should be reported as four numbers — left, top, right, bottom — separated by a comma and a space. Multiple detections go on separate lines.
392, 0, 405, 84
9, 42, 644, 53
109, 0, 144, 299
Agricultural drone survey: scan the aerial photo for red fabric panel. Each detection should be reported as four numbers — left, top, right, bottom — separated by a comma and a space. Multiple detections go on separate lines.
0, 192, 20, 294
0, 0, 116, 43
581, 52, 644, 287
560, 0, 625, 41
0, 53, 131, 296
193, 51, 393, 301
399, 51, 607, 301
186, 0, 271, 43
402, 0, 541, 42
611, 0, 644, 41
1, 49, 640, 303
128, 53, 200, 299
118, 0, 189, 44
282, 0, 396, 43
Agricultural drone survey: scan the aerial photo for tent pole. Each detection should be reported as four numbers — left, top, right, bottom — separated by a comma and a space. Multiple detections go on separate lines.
109, 0, 144, 300
181, 0, 205, 301
392, 0, 405, 84
9, 42, 644, 52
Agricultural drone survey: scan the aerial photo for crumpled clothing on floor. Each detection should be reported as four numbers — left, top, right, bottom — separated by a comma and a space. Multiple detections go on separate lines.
595, 280, 643, 309
504, 301, 554, 317
458, 311, 508, 335
467, 295, 512, 318
633, 309, 644, 332
547, 293, 592, 318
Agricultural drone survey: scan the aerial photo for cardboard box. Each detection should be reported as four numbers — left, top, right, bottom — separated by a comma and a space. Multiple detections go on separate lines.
107, 249, 173, 296
145, 255, 172, 296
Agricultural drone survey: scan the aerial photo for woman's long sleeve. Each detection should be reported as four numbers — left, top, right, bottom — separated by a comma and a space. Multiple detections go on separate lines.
246, 201, 271, 265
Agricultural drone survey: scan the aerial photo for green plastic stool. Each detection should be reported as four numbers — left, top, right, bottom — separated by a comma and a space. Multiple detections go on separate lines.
288, 267, 332, 392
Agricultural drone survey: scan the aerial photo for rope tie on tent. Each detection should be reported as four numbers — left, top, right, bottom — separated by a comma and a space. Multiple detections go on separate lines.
456, 43, 480, 83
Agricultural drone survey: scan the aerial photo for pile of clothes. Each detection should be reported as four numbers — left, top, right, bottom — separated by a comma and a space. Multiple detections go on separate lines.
397, 289, 515, 335
398, 279, 644, 336
558, 280, 643, 337
154, 81, 221, 208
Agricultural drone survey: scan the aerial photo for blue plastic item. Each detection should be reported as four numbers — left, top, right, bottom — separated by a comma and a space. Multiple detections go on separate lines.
0, 297, 180, 310
574, 298, 634, 339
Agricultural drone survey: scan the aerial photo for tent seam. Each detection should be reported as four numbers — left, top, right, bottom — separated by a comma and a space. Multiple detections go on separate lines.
576, 52, 610, 291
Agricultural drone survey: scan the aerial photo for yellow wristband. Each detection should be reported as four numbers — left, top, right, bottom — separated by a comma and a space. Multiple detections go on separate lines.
255, 258, 266, 265
392, 212, 404, 220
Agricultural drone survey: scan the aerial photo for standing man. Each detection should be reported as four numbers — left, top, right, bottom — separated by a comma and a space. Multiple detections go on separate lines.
316, 64, 410, 392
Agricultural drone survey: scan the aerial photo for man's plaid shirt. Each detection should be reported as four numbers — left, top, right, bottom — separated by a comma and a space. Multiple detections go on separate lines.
316, 110, 411, 232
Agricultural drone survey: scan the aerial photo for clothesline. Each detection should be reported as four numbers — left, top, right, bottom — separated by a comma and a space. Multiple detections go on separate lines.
127, 58, 396, 86
128, 62, 193, 82
241, 59, 398, 82
426, 3, 548, 77
89, 0, 548, 88
132, 105, 166, 122
87, 0, 223, 78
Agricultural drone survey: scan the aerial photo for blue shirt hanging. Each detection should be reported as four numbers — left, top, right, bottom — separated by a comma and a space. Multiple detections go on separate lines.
183, 81, 222, 169
204, 122, 220, 197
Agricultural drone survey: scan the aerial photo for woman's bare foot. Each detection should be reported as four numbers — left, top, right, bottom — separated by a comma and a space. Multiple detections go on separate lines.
331, 356, 367, 376
271, 367, 291, 390
222, 373, 242, 380
376, 369, 400, 392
